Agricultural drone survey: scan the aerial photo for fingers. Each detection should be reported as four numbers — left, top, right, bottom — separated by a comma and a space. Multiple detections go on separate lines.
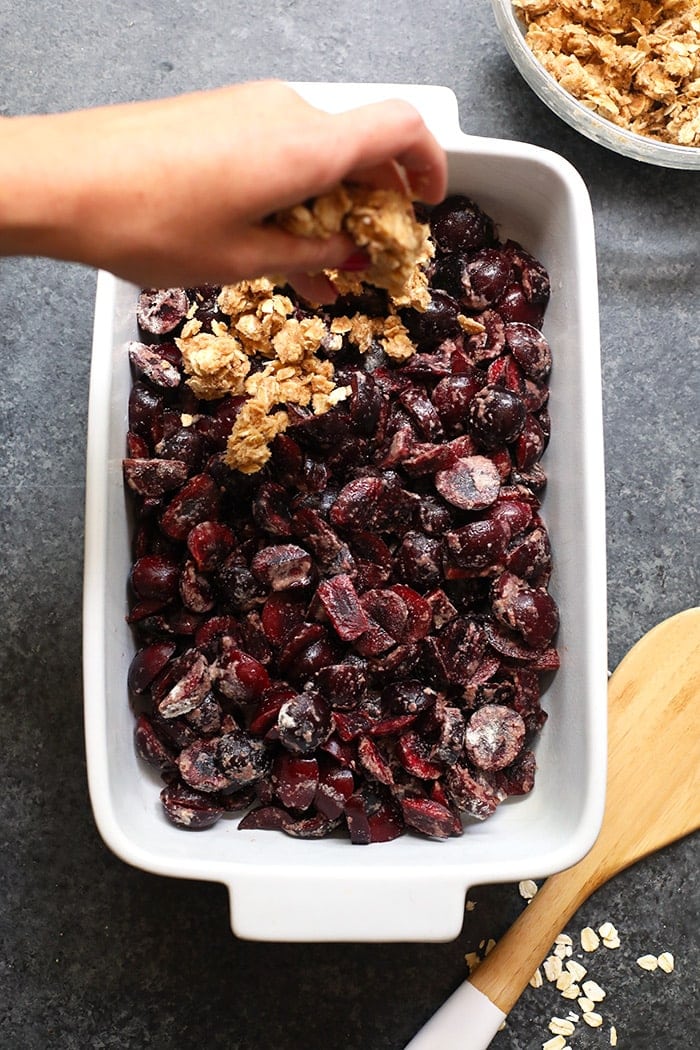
211, 85, 447, 217
285, 272, 339, 304
144, 227, 358, 289
245, 84, 447, 204
343, 158, 411, 196
251, 226, 358, 274
336, 99, 448, 203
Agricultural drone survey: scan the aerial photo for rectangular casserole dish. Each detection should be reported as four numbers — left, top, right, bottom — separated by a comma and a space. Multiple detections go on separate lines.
83, 83, 607, 942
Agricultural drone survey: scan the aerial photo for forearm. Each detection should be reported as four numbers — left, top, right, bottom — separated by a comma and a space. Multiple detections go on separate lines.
0, 103, 176, 269
0, 112, 81, 260
0, 94, 353, 280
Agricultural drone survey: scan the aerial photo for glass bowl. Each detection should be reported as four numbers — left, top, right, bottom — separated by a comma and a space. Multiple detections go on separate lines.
491, 0, 700, 170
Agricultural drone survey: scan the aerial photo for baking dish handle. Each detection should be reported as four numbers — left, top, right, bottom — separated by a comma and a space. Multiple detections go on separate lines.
289, 81, 464, 145
225, 871, 469, 943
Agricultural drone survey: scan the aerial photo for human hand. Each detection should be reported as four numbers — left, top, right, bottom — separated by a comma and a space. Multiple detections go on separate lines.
0, 81, 447, 295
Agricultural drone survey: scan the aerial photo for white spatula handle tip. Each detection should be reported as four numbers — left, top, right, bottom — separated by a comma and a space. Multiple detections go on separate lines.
404, 979, 506, 1050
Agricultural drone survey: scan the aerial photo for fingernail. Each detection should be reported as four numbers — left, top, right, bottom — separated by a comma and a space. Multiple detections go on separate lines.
339, 250, 371, 272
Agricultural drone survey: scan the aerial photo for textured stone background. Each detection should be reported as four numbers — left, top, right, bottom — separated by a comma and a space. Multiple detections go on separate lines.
0, 2, 697, 1048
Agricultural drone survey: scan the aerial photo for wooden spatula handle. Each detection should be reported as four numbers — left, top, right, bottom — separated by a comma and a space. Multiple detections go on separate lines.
404, 871, 591, 1049
469, 869, 592, 1012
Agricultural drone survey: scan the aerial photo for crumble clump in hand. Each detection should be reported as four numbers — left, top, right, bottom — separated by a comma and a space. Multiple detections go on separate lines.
274, 183, 434, 305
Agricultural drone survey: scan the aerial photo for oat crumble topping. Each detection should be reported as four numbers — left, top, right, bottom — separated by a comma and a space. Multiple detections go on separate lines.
513, 0, 700, 146
275, 184, 434, 303
176, 328, 251, 400
175, 186, 438, 473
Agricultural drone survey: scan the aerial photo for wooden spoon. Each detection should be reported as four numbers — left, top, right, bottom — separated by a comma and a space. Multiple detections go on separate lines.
405, 607, 700, 1049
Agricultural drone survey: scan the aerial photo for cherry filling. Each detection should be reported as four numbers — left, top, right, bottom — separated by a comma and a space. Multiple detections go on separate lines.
124, 195, 559, 843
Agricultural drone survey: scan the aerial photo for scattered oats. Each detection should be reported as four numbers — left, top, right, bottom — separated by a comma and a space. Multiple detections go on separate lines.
458, 314, 486, 334
583, 1011, 604, 1028
544, 955, 563, 981
637, 954, 658, 971
484, 938, 497, 956
582, 979, 606, 1002
465, 951, 481, 973
548, 1017, 576, 1037
465, 899, 477, 912
543, 1036, 567, 1050
610, 1024, 618, 1046
578, 996, 595, 1013
657, 951, 675, 973
566, 960, 587, 982
497, 1020, 506, 1032
566, 1012, 579, 1023
519, 879, 539, 901
560, 983, 581, 1000
599, 921, 620, 948
581, 926, 600, 952
530, 966, 544, 989
555, 933, 573, 947
554, 941, 573, 959
556, 971, 573, 991
180, 413, 194, 427
380, 312, 416, 361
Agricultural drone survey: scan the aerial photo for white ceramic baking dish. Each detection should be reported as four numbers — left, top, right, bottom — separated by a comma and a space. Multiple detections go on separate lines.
83, 83, 607, 942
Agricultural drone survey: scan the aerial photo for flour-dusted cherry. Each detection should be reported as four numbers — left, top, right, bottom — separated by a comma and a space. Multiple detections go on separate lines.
277, 691, 332, 754
464, 704, 527, 771
435, 455, 501, 511
160, 783, 225, 830
217, 729, 270, 786
137, 287, 189, 335
271, 753, 319, 810
401, 797, 462, 839
251, 544, 314, 592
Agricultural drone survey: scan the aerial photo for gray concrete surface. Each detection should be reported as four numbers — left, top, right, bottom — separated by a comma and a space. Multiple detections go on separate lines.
0, 2, 697, 1048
